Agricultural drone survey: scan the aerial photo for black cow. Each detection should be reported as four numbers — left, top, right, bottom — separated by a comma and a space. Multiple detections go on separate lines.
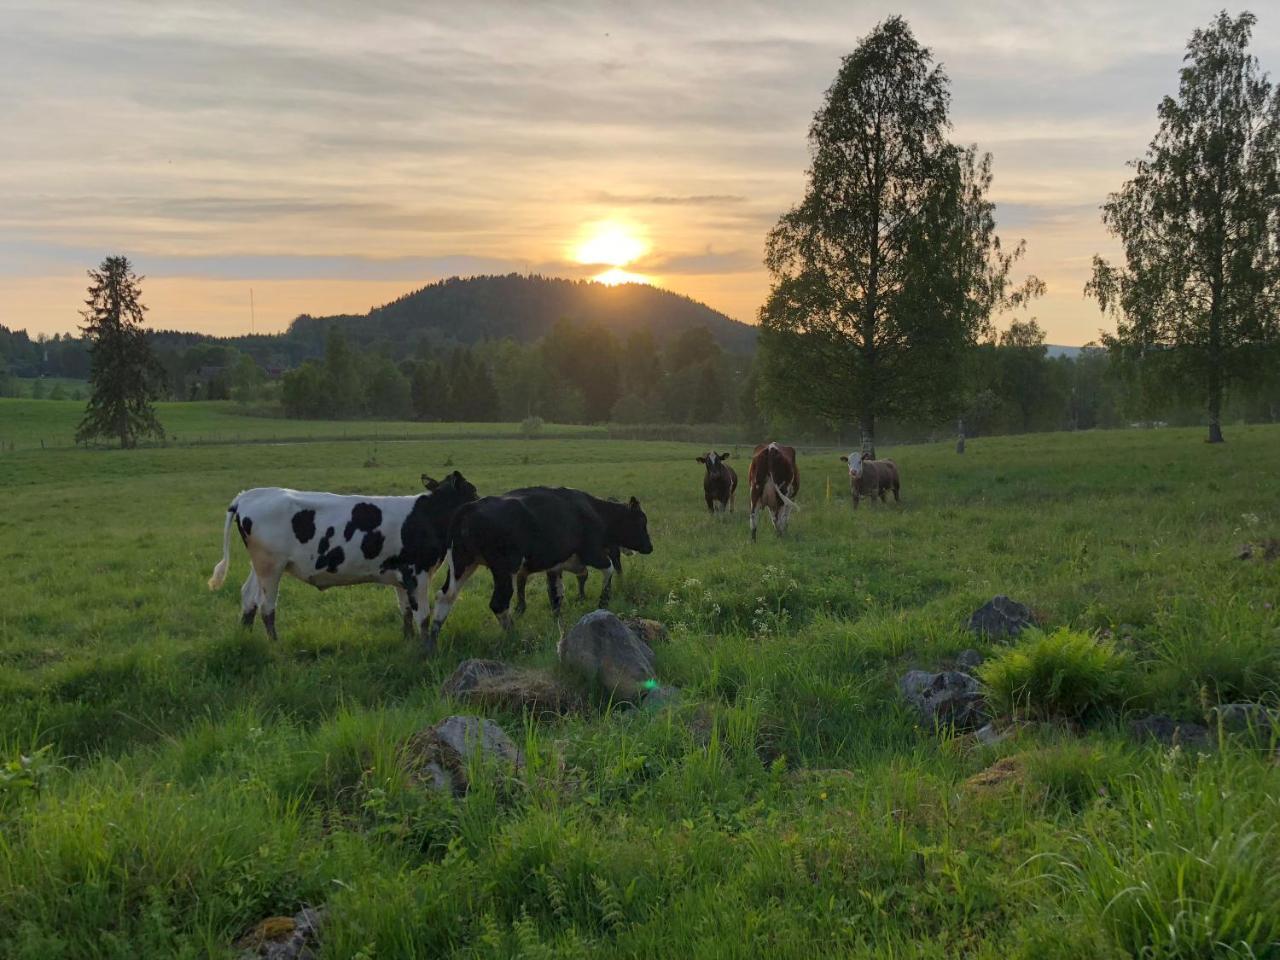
696, 450, 737, 514
428, 487, 653, 644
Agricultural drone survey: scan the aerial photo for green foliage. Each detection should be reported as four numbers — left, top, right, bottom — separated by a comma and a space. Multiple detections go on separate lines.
0, 424, 1278, 956
1040, 751, 1280, 958
75, 256, 166, 448
759, 16, 1040, 448
979, 628, 1131, 721
1089, 11, 1280, 443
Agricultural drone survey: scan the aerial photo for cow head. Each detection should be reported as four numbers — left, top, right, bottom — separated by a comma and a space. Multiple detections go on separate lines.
696, 451, 731, 477
615, 496, 654, 555
423, 470, 479, 504
840, 452, 864, 478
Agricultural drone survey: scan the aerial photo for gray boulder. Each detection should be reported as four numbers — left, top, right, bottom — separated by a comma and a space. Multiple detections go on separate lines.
559, 610, 657, 703
967, 596, 1033, 638
956, 649, 984, 670
407, 715, 524, 796
1211, 703, 1280, 735
900, 670, 986, 729
1128, 714, 1212, 750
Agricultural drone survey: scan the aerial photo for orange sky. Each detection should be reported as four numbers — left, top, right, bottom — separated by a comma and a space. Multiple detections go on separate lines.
3, 1, 1274, 344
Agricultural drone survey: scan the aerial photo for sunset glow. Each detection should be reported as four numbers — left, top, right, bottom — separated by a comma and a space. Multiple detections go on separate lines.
594, 267, 651, 286
573, 222, 653, 285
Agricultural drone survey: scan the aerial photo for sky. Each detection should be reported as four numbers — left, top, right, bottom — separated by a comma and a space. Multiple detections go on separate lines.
3, 0, 1276, 344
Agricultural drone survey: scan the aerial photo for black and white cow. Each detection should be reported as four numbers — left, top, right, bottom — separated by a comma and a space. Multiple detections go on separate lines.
427, 487, 653, 645
208, 471, 477, 653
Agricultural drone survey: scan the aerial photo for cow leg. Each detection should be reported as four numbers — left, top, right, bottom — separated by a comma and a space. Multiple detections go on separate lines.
393, 584, 415, 641
892, 480, 900, 503
409, 567, 435, 654
489, 567, 518, 632
575, 571, 588, 601
705, 493, 716, 514
256, 562, 284, 643
545, 570, 566, 631
428, 552, 478, 646
240, 569, 259, 626
514, 569, 529, 616
598, 546, 621, 608
750, 502, 759, 542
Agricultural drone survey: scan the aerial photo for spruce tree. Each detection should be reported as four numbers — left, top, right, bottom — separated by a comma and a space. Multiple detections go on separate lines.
76, 256, 165, 447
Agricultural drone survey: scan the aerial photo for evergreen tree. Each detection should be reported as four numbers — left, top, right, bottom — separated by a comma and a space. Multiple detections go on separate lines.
76, 256, 165, 447
1088, 11, 1280, 443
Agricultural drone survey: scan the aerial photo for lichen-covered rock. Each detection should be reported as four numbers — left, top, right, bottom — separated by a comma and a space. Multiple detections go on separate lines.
1211, 703, 1280, 735
900, 670, 986, 729
966, 596, 1033, 638
406, 715, 524, 796
236, 906, 326, 960
559, 610, 657, 703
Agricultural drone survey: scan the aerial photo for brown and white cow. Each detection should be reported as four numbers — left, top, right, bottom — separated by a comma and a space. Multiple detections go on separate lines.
841, 452, 900, 508
208, 471, 478, 653
747, 442, 799, 540
696, 450, 737, 514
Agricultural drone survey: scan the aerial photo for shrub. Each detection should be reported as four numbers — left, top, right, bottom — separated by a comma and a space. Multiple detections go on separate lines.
979, 628, 1130, 721
521, 415, 544, 439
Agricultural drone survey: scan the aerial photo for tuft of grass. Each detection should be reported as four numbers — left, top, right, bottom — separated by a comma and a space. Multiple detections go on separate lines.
1036, 750, 1280, 959
980, 628, 1131, 721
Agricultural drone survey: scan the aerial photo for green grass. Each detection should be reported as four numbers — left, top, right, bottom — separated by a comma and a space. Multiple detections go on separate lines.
0, 418, 1278, 957
980, 628, 1131, 721
0, 397, 604, 450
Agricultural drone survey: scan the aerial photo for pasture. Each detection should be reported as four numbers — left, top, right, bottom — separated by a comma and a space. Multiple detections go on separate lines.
1, 417, 1278, 958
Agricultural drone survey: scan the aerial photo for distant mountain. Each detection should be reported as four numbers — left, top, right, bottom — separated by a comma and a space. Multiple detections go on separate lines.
285, 274, 758, 355
1046, 344, 1085, 359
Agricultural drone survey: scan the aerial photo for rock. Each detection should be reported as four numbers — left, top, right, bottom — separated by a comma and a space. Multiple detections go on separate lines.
900, 670, 987, 730
956, 649, 984, 670
559, 610, 657, 703
1238, 539, 1280, 562
442, 659, 582, 717
1211, 703, 1280, 734
441, 659, 511, 698
1128, 713, 1212, 750
641, 683, 682, 708
405, 715, 524, 796
624, 618, 669, 646
236, 906, 326, 960
967, 596, 1033, 638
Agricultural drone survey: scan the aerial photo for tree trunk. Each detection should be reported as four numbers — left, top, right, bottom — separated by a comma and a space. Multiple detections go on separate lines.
956, 418, 965, 454
860, 412, 876, 460
1207, 292, 1225, 444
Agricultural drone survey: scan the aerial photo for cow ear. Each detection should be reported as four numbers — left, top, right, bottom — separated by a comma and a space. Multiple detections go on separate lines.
720, 452, 730, 459
422, 474, 440, 490
696, 456, 706, 463
840, 455, 848, 462
628, 496, 641, 511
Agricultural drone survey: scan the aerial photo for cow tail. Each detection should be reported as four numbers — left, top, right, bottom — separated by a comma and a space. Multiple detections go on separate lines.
208, 502, 236, 590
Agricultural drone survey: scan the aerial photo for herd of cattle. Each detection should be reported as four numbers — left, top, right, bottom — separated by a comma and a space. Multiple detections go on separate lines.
208, 442, 902, 652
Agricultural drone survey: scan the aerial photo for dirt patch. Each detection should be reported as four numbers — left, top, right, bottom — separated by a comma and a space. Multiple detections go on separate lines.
966, 755, 1023, 790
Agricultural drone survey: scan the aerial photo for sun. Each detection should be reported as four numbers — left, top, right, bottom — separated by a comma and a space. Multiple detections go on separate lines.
573, 221, 652, 285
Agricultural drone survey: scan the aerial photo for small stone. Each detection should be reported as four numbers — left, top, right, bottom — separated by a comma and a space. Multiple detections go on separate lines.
1211, 703, 1280, 734
405, 715, 524, 796
956, 649, 984, 670
900, 670, 986, 730
441, 659, 511, 698
967, 596, 1033, 638
974, 722, 1013, 746
236, 906, 326, 960
624, 618, 669, 645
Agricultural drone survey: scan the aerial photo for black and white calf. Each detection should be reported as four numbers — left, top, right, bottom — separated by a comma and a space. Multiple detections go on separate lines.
428, 487, 653, 645
208, 471, 477, 652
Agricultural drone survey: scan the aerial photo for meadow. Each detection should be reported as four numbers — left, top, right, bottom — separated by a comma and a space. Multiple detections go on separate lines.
0, 403, 1278, 958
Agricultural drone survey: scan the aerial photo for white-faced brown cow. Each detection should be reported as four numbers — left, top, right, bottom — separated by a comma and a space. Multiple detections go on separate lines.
841, 452, 900, 508
696, 450, 737, 514
207, 471, 477, 653
747, 442, 799, 541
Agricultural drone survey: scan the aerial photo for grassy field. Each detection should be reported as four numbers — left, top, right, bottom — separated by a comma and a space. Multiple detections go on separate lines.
1, 421, 1278, 958
0, 399, 605, 450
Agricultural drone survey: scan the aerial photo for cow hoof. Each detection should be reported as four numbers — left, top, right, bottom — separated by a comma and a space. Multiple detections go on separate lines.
421, 626, 439, 656
241, 607, 258, 627
514, 602, 526, 617
497, 612, 515, 633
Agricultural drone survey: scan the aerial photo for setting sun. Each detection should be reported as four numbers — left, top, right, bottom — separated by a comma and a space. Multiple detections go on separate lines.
573, 221, 653, 285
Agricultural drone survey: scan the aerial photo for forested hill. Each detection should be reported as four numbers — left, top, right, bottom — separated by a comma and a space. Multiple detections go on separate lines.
284, 275, 757, 356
